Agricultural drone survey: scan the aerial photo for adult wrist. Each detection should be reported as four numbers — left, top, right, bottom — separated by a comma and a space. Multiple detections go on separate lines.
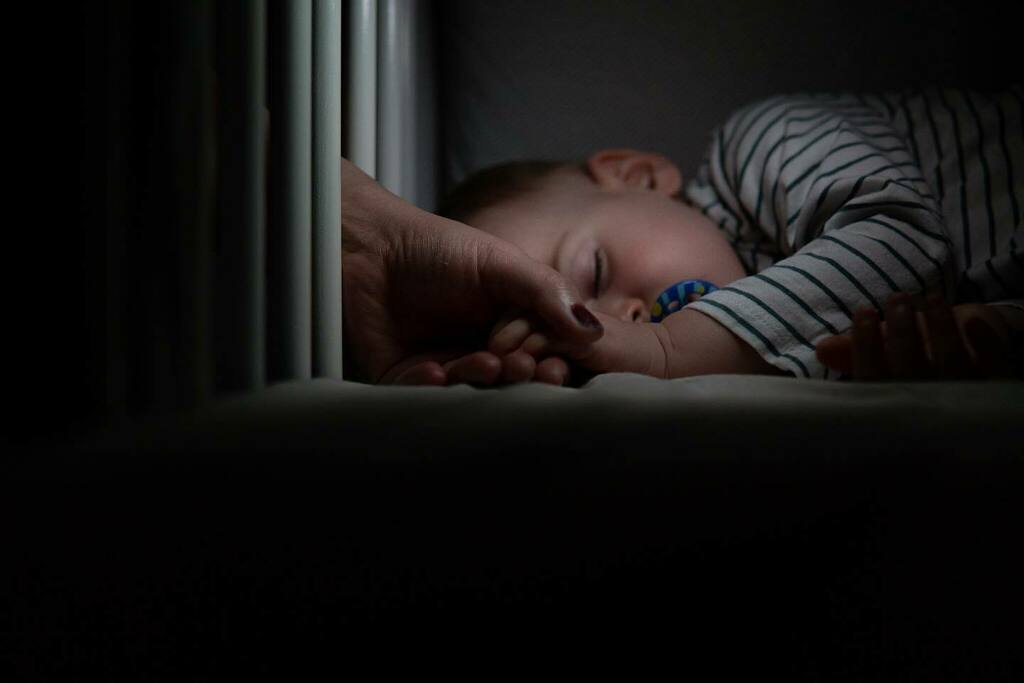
341, 158, 384, 255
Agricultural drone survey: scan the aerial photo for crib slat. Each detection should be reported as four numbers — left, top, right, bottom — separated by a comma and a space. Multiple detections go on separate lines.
215, 0, 266, 393
268, 0, 313, 382
102, 1, 129, 418
186, 0, 216, 407
150, 0, 218, 411
376, 0, 436, 209
345, 0, 377, 177
377, 0, 414, 202
313, 0, 343, 378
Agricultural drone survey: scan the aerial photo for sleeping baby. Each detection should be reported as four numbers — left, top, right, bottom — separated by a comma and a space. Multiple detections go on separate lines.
437, 87, 1024, 383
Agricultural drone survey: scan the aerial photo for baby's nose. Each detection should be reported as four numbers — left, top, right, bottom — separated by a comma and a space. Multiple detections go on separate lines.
615, 297, 648, 323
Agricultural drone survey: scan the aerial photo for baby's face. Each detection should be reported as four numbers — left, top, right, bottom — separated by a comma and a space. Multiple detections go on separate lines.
471, 173, 746, 322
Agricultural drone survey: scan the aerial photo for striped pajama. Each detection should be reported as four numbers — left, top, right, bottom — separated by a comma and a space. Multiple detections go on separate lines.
684, 87, 1023, 379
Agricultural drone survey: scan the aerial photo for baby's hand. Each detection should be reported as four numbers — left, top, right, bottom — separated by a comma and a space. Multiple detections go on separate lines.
490, 308, 674, 380
815, 292, 1015, 380
487, 311, 573, 385
372, 310, 559, 386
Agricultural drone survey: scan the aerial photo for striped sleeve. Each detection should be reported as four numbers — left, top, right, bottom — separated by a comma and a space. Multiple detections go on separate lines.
684, 94, 956, 378
905, 88, 1024, 304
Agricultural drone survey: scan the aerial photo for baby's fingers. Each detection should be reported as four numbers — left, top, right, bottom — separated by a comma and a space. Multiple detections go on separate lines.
521, 331, 551, 356
487, 314, 570, 385
499, 350, 537, 384
489, 313, 534, 355
535, 356, 570, 386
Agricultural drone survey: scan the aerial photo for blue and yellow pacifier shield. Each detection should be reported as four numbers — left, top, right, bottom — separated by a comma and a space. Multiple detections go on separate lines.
650, 279, 719, 323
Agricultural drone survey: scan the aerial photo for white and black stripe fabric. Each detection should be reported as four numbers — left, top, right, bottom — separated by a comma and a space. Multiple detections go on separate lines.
684, 87, 1023, 379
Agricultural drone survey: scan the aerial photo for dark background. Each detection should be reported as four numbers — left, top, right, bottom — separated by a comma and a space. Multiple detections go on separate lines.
4, 2, 1022, 679
437, 0, 1021, 197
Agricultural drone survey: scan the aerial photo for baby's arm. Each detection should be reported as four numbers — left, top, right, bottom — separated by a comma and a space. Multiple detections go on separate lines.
491, 307, 784, 379
657, 308, 786, 377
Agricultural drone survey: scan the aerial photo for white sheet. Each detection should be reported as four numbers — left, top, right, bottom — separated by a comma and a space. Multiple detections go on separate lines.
65, 374, 1023, 457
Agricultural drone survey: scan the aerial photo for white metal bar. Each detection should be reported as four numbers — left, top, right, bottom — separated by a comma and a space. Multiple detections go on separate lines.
410, 1, 437, 212
216, 0, 266, 393
377, 0, 415, 202
188, 0, 216, 406
313, 0, 343, 378
346, 0, 377, 177
161, 0, 215, 409
269, 0, 313, 381
104, 1, 128, 416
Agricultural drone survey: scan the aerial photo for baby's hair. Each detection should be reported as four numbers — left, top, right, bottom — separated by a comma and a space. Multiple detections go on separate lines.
437, 159, 581, 224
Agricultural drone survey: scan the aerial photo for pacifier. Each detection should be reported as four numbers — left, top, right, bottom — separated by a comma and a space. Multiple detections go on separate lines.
650, 279, 719, 323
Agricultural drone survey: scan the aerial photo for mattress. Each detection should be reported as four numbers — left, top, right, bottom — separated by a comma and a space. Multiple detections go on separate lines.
38, 373, 1020, 457
8, 375, 1023, 678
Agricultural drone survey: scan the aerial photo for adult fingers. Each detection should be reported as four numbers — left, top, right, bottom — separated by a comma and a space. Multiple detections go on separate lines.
923, 293, 970, 379
883, 293, 930, 380
851, 307, 888, 380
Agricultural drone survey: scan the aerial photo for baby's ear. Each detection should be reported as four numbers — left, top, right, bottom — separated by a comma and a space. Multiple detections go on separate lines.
586, 148, 682, 196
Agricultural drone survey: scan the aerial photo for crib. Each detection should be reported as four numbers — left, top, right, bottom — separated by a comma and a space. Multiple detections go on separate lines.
7, 1, 1023, 678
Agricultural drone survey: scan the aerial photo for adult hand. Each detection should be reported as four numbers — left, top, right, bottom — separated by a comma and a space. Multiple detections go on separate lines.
815, 292, 1015, 380
341, 159, 604, 385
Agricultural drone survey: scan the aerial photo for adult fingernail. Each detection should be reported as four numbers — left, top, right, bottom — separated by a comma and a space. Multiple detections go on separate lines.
572, 303, 603, 331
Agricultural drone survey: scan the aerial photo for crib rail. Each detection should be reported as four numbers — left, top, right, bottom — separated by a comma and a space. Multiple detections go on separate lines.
90, 0, 345, 423
61, 0, 441, 427
345, 0, 377, 177
312, 0, 344, 379
216, 0, 266, 394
